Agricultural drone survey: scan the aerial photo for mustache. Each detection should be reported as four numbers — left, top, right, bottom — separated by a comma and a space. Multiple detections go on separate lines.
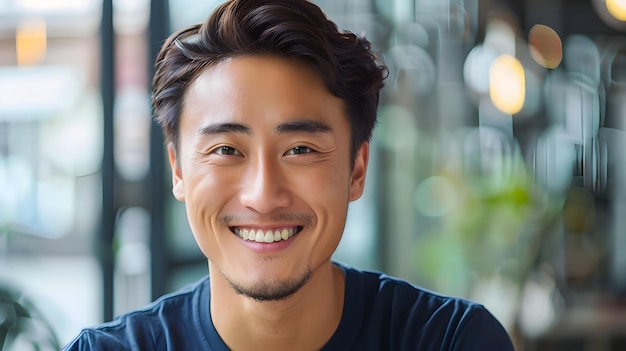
218, 213, 315, 227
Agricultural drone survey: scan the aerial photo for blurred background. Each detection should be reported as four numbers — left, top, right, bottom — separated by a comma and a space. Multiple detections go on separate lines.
0, 0, 625, 350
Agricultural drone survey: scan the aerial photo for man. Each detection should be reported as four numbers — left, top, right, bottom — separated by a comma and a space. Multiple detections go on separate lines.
65, 0, 515, 350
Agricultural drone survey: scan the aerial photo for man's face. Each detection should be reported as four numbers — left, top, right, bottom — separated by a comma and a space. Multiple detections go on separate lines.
170, 55, 368, 301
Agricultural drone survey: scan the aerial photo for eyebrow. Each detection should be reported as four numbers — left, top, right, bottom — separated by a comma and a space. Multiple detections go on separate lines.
198, 119, 332, 136
275, 120, 332, 134
198, 122, 251, 135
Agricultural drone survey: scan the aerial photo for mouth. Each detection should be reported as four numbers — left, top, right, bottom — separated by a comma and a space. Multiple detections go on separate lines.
231, 226, 303, 243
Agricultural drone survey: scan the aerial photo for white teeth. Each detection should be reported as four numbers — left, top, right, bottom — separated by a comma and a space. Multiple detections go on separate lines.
255, 230, 264, 242
236, 227, 298, 242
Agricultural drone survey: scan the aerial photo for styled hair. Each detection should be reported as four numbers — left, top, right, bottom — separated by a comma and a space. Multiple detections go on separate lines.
152, 0, 387, 160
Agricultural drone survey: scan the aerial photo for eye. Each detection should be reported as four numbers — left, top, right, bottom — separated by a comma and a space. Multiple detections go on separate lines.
285, 146, 314, 155
213, 146, 242, 156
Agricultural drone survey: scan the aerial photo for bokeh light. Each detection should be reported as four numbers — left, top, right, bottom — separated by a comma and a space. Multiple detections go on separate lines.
528, 24, 562, 69
489, 55, 526, 115
464, 44, 498, 96
414, 176, 457, 217
606, 0, 626, 21
15, 18, 47, 66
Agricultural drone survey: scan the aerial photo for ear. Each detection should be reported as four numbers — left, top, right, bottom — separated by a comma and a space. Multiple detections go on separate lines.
349, 142, 369, 201
168, 143, 185, 201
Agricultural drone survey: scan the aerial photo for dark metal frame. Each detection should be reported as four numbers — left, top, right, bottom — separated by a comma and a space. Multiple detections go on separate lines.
99, 0, 172, 322
100, 0, 115, 323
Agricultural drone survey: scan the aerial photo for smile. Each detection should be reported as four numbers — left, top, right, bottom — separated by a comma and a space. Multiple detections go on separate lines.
232, 227, 302, 243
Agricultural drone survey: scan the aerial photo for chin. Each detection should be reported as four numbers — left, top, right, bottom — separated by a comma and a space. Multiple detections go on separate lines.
227, 267, 313, 302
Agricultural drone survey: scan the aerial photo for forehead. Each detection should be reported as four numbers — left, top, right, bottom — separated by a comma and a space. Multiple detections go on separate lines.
180, 55, 345, 131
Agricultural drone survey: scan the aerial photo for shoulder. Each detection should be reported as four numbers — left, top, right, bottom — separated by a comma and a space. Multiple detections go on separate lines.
332, 262, 514, 351
63, 276, 211, 351
339, 261, 473, 313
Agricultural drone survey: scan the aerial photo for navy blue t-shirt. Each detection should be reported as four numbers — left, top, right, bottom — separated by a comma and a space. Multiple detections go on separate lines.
64, 263, 514, 350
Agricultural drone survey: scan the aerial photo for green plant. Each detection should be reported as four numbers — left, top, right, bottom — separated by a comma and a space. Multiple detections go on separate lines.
0, 284, 60, 351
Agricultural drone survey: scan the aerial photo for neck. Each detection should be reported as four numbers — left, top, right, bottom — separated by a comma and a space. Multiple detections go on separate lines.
209, 261, 344, 351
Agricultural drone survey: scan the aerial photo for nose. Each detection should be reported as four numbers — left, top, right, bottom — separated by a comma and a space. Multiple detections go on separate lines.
239, 154, 291, 213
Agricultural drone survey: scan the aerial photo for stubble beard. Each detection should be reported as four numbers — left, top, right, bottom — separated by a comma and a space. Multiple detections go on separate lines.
216, 213, 316, 301
224, 268, 313, 302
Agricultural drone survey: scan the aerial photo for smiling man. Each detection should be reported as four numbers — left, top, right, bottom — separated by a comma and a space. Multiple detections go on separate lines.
64, 0, 514, 350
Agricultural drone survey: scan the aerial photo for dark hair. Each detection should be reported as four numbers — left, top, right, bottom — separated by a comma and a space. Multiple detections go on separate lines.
152, 0, 387, 160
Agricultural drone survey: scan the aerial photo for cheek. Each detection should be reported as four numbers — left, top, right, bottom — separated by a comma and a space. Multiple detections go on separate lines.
184, 203, 211, 255
181, 167, 236, 236
291, 163, 352, 230
183, 162, 238, 200
302, 161, 352, 199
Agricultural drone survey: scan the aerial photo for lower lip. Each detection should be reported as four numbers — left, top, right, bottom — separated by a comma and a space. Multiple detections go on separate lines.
237, 234, 298, 253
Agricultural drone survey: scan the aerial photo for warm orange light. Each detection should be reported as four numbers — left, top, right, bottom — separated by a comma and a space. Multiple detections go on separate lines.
16, 18, 47, 66
528, 24, 563, 69
489, 55, 525, 115
606, 0, 626, 21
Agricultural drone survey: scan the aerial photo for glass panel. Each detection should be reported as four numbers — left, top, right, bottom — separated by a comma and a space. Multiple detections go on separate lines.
0, 0, 103, 347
